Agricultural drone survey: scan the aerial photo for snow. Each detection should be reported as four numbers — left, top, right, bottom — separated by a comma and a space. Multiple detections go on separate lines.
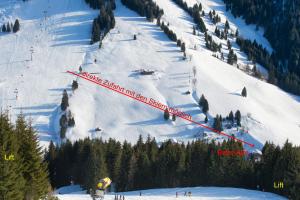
55, 185, 287, 200
0, 0, 299, 152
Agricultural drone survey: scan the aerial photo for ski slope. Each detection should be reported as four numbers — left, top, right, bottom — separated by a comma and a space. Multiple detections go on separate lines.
0, 0, 300, 151
55, 185, 286, 200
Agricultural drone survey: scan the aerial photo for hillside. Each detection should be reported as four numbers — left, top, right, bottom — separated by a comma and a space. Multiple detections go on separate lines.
0, 0, 299, 153
55, 185, 287, 200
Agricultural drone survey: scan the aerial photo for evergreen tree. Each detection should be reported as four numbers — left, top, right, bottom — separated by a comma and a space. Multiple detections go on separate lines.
59, 114, 67, 138
44, 140, 57, 188
68, 117, 75, 127
172, 114, 176, 121
72, 80, 78, 91
225, 20, 230, 30
199, 94, 205, 107
213, 115, 223, 131
235, 29, 239, 37
2, 24, 6, 32
235, 110, 241, 126
228, 111, 234, 124
117, 141, 133, 191
61, 89, 69, 111
204, 115, 208, 123
181, 42, 186, 52
202, 99, 209, 114
6, 22, 11, 32
0, 113, 25, 200
91, 19, 101, 44
241, 87, 247, 97
83, 146, 107, 192
164, 108, 169, 120
13, 19, 20, 33
15, 115, 49, 199
133, 34, 137, 40
177, 39, 182, 47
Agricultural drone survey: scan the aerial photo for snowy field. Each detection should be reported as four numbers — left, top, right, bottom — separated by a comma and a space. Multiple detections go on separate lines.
0, 0, 299, 152
55, 185, 287, 200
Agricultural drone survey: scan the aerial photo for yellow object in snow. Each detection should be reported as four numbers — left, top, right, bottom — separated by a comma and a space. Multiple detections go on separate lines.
97, 177, 112, 190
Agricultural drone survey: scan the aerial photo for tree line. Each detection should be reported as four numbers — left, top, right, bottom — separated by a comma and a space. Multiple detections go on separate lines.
86, 0, 116, 45
223, 0, 300, 96
1, 19, 20, 33
0, 113, 55, 200
171, 0, 206, 33
45, 135, 300, 199
236, 37, 300, 95
121, 0, 164, 21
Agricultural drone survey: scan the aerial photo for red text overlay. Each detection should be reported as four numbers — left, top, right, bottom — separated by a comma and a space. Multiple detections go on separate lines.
217, 150, 248, 157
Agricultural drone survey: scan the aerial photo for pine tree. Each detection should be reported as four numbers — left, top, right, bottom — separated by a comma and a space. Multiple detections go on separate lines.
59, 114, 67, 138
15, 115, 49, 199
228, 111, 234, 124
204, 115, 208, 123
177, 39, 181, 47
2, 24, 6, 32
91, 19, 101, 44
13, 19, 20, 33
241, 87, 247, 97
0, 113, 25, 200
172, 114, 176, 121
44, 140, 57, 188
235, 110, 241, 126
199, 94, 205, 107
213, 115, 223, 131
202, 99, 209, 114
235, 29, 239, 37
225, 20, 230, 30
6, 22, 11, 32
61, 89, 69, 111
72, 80, 78, 91
181, 42, 186, 52
117, 141, 133, 191
83, 146, 107, 192
164, 108, 170, 120
133, 34, 137, 40
68, 117, 75, 127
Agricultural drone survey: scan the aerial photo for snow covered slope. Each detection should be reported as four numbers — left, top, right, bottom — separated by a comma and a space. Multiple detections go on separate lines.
55, 185, 286, 200
0, 0, 97, 147
0, 0, 300, 151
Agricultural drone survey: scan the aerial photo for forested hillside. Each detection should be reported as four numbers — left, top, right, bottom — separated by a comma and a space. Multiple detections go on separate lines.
223, 0, 300, 95
45, 136, 300, 199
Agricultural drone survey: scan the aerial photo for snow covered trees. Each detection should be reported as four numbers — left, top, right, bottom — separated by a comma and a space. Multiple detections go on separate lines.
241, 87, 247, 97
0, 113, 50, 199
1, 20, 20, 33
13, 19, 20, 33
